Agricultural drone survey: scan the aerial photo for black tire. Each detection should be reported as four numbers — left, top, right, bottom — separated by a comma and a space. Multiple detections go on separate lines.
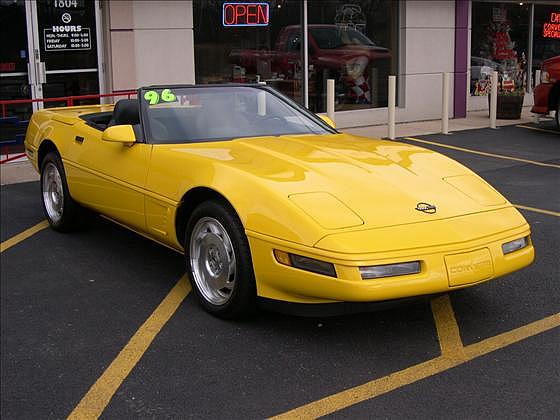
184, 200, 256, 319
40, 152, 84, 232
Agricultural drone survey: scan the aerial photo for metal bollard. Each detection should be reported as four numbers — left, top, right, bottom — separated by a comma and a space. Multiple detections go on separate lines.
489, 71, 498, 129
442, 72, 450, 134
257, 91, 266, 116
388, 75, 396, 140
326, 79, 335, 123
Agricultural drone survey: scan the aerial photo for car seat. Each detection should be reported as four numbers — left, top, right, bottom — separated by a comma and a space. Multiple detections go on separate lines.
107, 99, 140, 127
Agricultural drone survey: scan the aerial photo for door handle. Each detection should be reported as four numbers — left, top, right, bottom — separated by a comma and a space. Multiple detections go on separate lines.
37, 61, 46, 84
74, 136, 84, 144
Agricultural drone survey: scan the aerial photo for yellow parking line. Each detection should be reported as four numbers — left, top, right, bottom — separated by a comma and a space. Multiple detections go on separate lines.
272, 356, 458, 420
404, 137, 560, 169
516, 124, 560, 135
514, 204, 560, 217
464, 313, 560, 358
271, 313, 560, 419
0, 220, 49, 253
430, 295, 466, 360
68, 275, 191, 420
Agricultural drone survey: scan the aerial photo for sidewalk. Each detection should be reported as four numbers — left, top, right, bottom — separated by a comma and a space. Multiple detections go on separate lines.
1, 158, 39, 186
345, 106, 536, 138
0, 107, 539, 186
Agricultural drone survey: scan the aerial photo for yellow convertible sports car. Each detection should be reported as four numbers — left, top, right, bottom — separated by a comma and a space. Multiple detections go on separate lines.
25, 85, 534, 318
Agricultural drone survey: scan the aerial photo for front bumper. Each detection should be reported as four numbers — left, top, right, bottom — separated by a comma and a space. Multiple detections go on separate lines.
247, 209, 534, 305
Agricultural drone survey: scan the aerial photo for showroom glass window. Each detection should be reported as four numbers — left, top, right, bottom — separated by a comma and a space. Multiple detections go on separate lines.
470, 2, 529, 96
306, 1, 398, 112
193, 1, 398, 112
532, 5, 560, 74
193, 1, 303, 105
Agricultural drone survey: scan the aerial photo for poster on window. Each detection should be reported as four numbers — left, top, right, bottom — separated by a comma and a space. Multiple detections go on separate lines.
470, 3, 528, 96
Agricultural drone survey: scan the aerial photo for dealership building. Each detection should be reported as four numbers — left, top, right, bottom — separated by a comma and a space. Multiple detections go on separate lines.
1, 0, 559, 128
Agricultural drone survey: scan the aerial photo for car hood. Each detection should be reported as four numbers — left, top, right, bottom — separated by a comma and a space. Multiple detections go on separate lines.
543, 55, 560, 67
171, 133, 508, 231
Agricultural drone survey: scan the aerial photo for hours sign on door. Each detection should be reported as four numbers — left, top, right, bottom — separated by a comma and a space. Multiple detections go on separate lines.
44, 25, 91, 51
42, 2, 91, 51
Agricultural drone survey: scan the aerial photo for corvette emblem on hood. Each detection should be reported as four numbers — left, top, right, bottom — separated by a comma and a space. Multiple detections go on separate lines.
415, 202, 437, 214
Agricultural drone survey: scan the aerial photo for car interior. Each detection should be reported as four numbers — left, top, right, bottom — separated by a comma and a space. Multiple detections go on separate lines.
80, 99, 143, 140
80, 92, 329, 144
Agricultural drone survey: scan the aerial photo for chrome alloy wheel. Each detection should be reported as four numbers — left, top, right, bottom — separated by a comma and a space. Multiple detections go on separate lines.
42, 162, 64, 224
189, 217, 237, 305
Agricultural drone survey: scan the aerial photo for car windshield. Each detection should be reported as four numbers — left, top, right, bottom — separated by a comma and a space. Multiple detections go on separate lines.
140, 86, 334, 144
310, 27, 375, 49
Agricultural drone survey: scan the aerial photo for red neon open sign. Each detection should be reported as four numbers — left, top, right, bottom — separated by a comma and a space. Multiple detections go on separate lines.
223, 2, 269, 27
543, 12, 560, 39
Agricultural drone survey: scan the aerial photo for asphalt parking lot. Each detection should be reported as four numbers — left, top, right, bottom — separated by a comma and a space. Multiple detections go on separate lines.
1, 122, 559, 419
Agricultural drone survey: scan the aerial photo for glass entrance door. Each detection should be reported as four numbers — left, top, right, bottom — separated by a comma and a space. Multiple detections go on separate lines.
0, 0, 33, 116
0, 0, 35, 150
0, 0, 101, 113
35, 0, 100, 107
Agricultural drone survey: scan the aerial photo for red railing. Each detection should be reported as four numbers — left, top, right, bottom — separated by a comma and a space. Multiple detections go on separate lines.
0, 90, 137, 118
0, 91, 136, 164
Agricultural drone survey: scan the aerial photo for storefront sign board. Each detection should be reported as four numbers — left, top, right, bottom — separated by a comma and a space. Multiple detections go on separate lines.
222, 2, 269, 26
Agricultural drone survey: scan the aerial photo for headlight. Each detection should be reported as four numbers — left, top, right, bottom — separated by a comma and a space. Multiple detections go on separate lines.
502, 237, 529, 255
274, 250, 337, 277
345, 56, 368, 79
359, 261, 421, 279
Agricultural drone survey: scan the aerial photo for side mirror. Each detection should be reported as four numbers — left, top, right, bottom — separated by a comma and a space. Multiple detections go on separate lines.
102, 125, 136, 145
318, 114, 336, 129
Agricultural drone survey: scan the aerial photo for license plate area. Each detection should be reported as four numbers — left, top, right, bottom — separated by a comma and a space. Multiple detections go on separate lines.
445, 248, 494, 287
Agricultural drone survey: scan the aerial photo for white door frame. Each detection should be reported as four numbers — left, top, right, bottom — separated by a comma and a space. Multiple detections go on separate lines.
25, 0, 44, 111
95, 0, 106, 96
